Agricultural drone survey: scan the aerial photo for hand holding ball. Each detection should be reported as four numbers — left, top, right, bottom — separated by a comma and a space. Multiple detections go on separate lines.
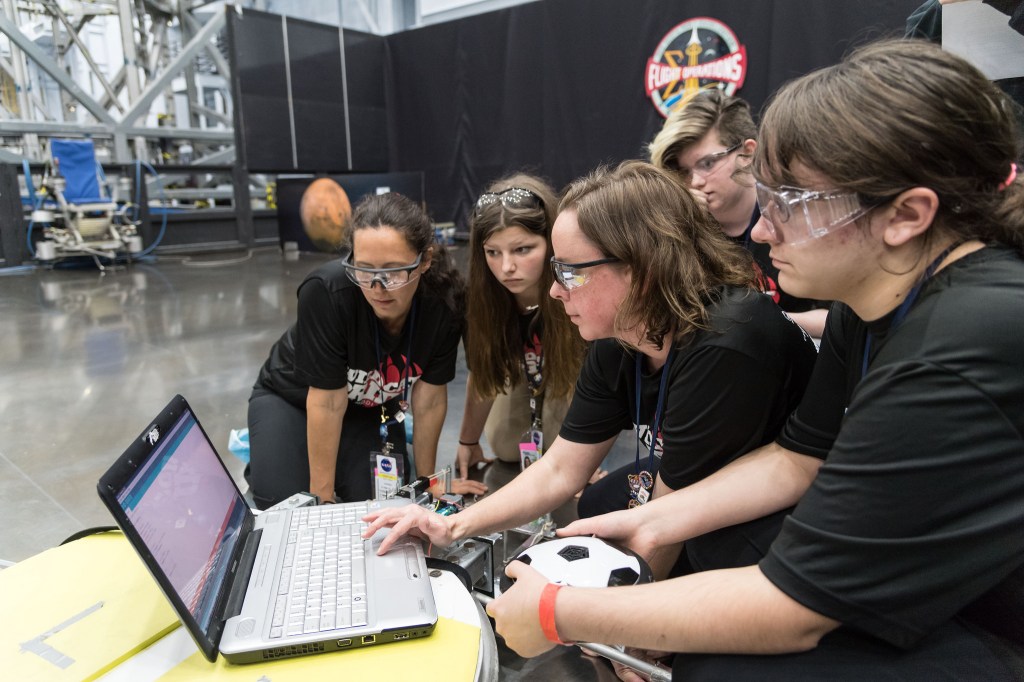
511, 536, 652, 588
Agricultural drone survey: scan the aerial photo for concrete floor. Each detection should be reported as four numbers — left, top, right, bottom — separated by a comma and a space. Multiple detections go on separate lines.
0, 245, 633, 679
0, 248, 322, 562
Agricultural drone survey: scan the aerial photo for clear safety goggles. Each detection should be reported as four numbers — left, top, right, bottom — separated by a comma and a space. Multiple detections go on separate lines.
679, 142, 741, 184
754, 181, 881, 246
344, 253, 423, 290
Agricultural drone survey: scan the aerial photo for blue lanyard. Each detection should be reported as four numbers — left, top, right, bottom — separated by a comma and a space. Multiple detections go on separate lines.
373, 298, 417, 442
634, 344, 676, 476
861, 244, 959, 379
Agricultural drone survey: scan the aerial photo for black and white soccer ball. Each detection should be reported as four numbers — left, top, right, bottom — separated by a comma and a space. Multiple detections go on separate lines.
511, 536, 653, 588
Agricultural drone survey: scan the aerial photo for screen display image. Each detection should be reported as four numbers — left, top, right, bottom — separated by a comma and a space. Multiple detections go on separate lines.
116, 411, 247, 631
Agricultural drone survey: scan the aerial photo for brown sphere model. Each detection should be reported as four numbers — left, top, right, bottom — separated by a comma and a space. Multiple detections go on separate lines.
300, 178, 352, 252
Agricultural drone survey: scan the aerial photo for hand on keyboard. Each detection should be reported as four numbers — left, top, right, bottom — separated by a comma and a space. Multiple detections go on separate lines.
362, 503, 455, 555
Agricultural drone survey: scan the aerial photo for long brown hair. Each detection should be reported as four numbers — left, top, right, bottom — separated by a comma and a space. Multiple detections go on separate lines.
465, 173, 584, 400
755, 39, 1024, 253
559, 161, 755, 350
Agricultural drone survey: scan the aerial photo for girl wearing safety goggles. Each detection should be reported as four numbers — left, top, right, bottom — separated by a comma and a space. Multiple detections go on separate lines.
246, 192, 485, 510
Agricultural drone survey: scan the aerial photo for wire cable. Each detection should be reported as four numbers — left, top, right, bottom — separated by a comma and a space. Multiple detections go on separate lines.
135, 160, 169, 258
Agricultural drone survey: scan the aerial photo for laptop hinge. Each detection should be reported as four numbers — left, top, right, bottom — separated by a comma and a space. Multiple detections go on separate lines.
223, 528, 262, 619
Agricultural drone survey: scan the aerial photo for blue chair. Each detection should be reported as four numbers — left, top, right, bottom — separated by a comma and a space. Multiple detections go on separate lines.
49, 139, 118, 242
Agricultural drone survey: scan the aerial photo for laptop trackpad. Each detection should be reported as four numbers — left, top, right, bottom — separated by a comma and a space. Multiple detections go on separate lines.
369, 532, 424, 581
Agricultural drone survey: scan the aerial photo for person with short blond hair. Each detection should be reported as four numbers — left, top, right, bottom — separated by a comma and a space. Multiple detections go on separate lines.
650, 89, 829, 337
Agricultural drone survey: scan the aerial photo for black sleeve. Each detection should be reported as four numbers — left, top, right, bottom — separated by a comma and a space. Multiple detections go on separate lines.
292, 278, 349, 390
760, 361, 1024, 649
776, 304, 860, 459
558, 341, 632, 444
418, 302, 461, 386
657, 346, 790, 490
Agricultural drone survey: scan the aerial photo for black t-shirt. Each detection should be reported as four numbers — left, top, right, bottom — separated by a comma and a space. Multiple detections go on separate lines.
760, 245, 1024, 651
255, 258, 461, 410
774, 300, 864, 458
560, 285, 817, 490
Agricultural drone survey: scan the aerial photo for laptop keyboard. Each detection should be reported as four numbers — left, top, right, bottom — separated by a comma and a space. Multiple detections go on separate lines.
270, 503, 369, 638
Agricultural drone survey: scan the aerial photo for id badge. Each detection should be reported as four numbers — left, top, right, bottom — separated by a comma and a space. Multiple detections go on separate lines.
519, 427, 543, 455
371, 450, 403, 500
519, 442, 540, 471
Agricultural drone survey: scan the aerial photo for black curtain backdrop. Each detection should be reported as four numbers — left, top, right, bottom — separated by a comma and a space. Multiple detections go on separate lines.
228, 9, 389, 173
384, 0, 921, 228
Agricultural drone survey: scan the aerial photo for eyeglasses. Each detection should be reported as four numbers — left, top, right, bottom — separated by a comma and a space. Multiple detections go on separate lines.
754, 181, 884, 246
344, 253, 423, 290
679, 142, 741, 183
475, 187, 543, 217
550, 255, 620, 291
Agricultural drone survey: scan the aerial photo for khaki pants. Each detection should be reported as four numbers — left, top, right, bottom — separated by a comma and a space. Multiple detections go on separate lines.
483, 381, 569, 462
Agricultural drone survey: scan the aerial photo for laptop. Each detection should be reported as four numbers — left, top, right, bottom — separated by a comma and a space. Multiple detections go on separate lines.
97, 394, 437, 664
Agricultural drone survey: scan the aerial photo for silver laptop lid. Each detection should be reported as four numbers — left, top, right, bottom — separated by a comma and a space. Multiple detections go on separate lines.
97, 394, 252, 662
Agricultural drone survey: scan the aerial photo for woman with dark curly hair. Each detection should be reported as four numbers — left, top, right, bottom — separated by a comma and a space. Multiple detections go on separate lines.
247, 192, 485, 509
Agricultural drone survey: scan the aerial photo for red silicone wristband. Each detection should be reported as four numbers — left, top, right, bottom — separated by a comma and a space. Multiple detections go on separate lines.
539, 583, 571, 645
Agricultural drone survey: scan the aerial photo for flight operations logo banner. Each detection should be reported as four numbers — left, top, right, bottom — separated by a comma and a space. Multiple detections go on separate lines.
645, 17, 747, 118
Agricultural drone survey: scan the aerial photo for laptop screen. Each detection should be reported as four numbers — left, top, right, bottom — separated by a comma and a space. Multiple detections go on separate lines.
114, 408, 248, 633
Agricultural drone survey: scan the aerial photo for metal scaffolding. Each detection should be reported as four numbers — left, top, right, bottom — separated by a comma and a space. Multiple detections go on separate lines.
0, 0, 237, 165
0, 0, 511, 266
0, 0, 423, 170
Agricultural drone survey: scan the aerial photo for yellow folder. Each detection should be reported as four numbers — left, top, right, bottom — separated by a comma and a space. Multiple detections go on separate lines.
2, 533, 481, 681
0, 532, 179, 682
